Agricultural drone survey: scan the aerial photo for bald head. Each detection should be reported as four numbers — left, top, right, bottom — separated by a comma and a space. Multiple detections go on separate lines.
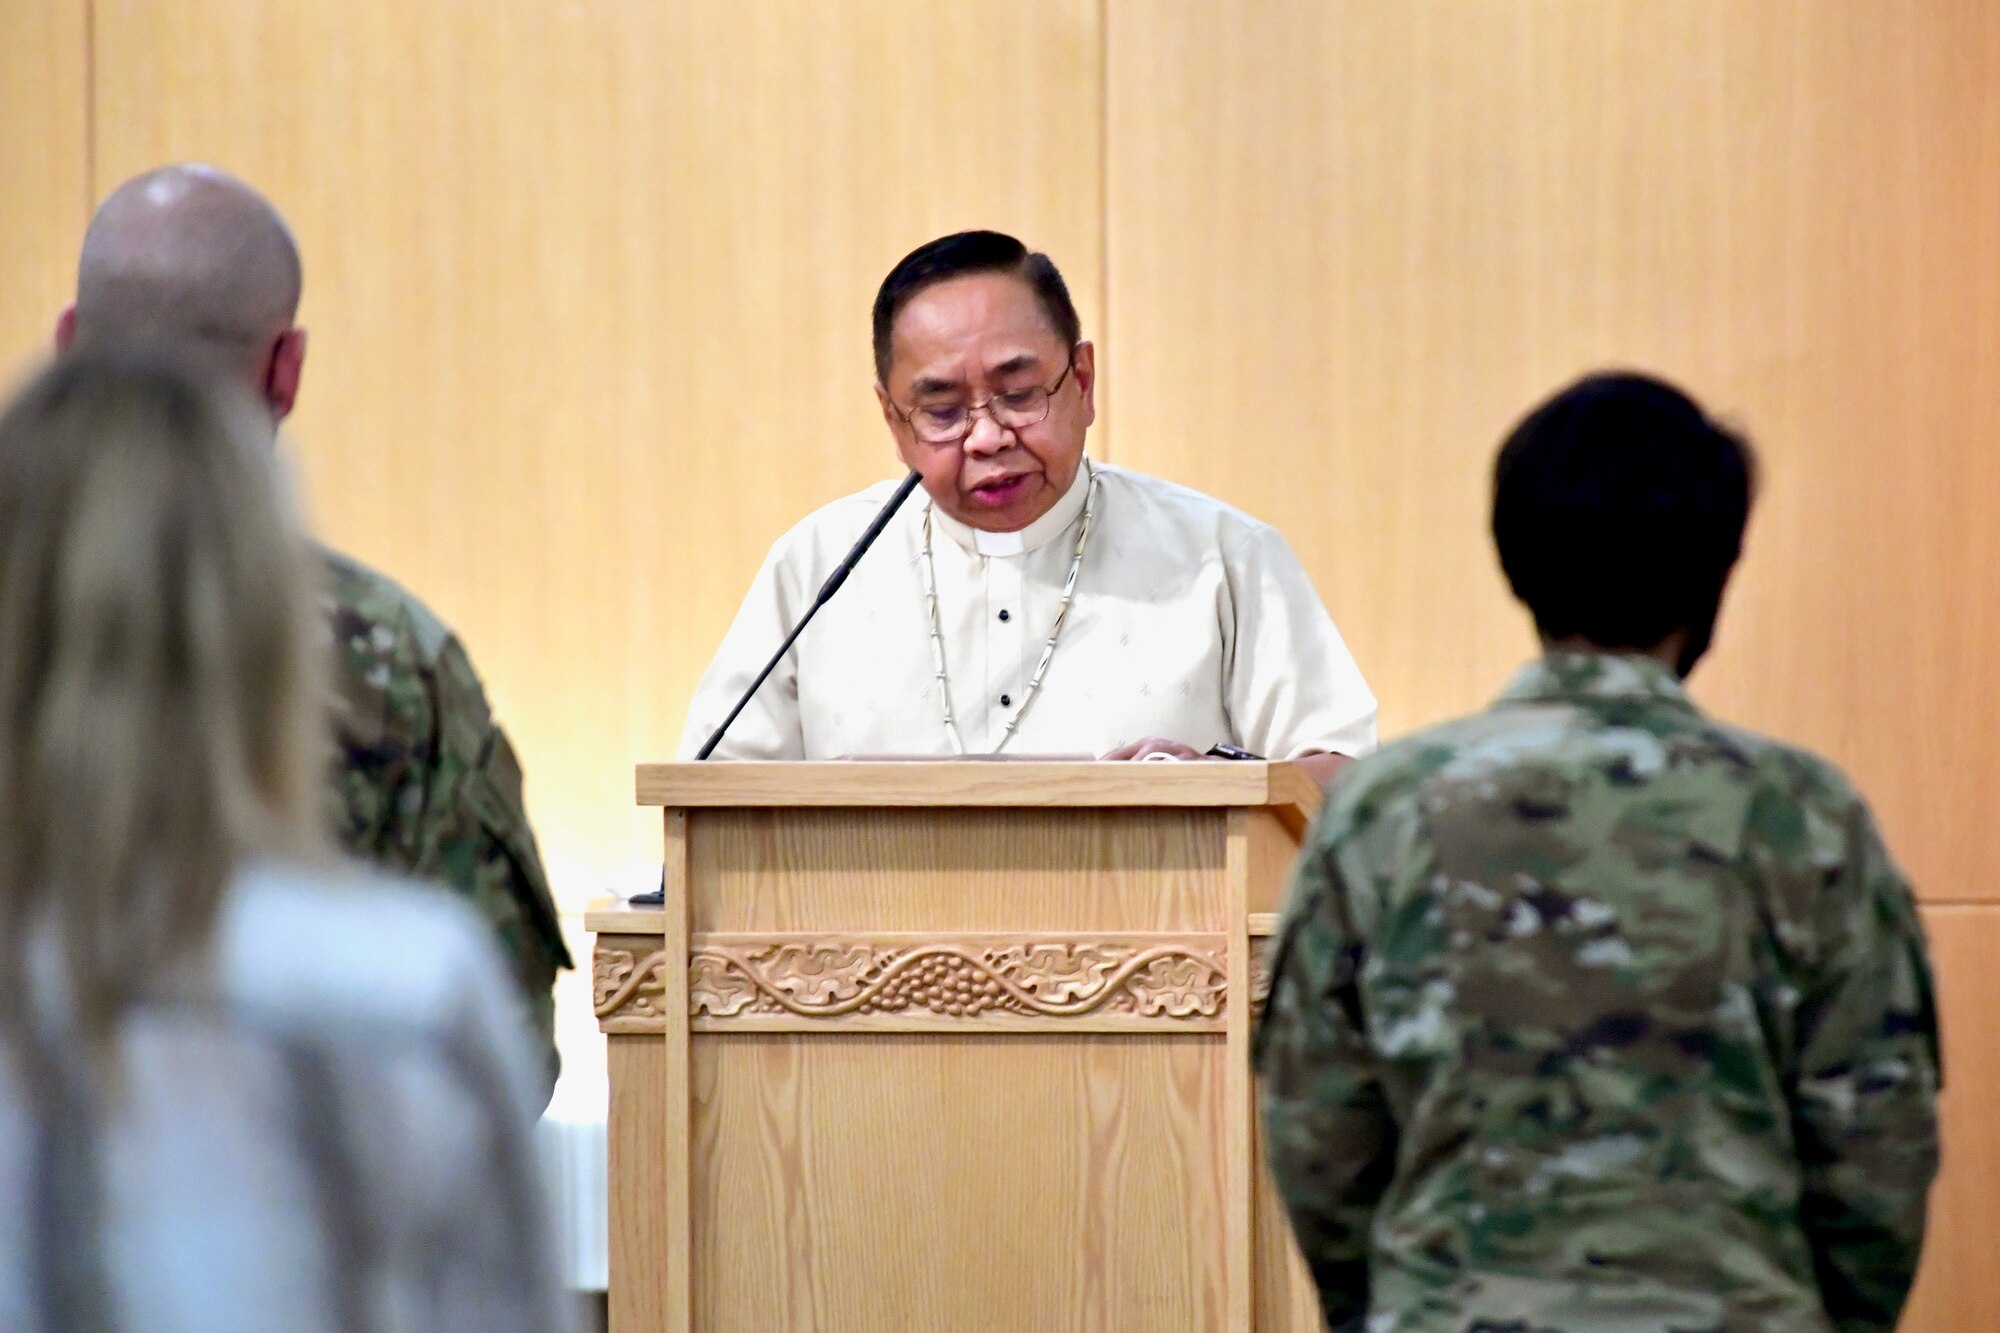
72, 166, 302, 382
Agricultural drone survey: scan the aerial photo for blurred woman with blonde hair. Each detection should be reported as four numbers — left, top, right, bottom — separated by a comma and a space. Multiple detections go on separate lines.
0, 348, 574, 1333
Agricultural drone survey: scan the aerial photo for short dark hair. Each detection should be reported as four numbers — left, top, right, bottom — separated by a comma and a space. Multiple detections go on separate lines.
1492, 371, 1757, 650
871, 231, 1081, 383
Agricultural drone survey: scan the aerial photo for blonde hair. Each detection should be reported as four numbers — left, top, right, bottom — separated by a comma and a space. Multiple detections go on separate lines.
0, 347, 326, 1061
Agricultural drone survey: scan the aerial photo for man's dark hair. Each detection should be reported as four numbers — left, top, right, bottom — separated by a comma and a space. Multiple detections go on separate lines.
871, 231, 1081, 383
1492, 371, 1757, 653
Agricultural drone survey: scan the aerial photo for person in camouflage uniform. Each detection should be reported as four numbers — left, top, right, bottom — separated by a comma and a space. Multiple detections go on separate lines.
1256, 372, 1939, 1333
57, 164, 571, 1096
322, 550, 571, 1089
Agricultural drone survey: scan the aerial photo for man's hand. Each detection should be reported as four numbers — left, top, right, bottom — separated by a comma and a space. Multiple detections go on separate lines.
1101, 737, 1209, 761
1099, 741, 1351, 788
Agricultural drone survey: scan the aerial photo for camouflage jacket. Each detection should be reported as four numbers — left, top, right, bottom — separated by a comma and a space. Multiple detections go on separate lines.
1255, 653, 1939, 1333
320, 548, 572, 1092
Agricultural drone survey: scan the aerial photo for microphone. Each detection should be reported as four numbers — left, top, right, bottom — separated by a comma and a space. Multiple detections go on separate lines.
630, 472, 922, 906
694, 469, 924, 761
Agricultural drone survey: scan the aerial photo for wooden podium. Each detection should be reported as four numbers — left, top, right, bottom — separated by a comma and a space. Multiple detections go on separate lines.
587, 761, 1330, 1332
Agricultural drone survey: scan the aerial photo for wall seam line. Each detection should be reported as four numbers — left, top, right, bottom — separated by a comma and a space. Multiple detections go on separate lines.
1097, 0, 1112, 466
82, 0, 97, 214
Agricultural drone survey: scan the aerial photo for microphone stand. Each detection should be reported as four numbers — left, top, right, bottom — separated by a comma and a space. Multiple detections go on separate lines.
627, 470, 924, 905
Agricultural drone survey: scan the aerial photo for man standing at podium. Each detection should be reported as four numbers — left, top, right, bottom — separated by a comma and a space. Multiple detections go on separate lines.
681, 231, 1376, 781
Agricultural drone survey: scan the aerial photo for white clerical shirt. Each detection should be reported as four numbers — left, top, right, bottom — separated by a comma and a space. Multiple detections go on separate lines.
679, 461, 1377, 760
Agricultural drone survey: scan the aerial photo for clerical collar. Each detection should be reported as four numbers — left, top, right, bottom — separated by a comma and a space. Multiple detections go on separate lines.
930, 459, 1095, 557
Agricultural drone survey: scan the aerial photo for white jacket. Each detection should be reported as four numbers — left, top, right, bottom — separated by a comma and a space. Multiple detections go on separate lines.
0, 861, 576, 1333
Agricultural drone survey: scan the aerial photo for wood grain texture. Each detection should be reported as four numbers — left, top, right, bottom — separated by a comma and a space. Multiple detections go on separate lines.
599, 795, 1315, 1326
657, 811, 691, 1332
1224, 811, 1256, 1330
1266, 766, 1325, 840
1254, 1115, 1330, 1333
1106, 0, 2000, 906
688, 807, 1226, 933
588, 798, 1249, 938
0, 0, 86, 387
1900, 905, 2000, 1331
1241, 809, 1304, 919
86, 0, 1104, 906
692, 1033, 1226, 1332
606, 1034, 670, 1333
690, 1012, 1223, 1037
637, 760, 1320, 818
585, 900, 661, 937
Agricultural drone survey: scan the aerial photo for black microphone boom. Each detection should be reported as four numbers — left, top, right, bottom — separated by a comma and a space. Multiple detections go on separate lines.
694, 470, 923, 760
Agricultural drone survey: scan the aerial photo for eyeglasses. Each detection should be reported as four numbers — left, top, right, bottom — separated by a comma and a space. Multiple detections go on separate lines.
890, 356, 1076, 445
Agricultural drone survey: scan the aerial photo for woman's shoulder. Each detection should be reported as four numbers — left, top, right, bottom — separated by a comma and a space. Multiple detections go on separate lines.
214, 860, 510, 1046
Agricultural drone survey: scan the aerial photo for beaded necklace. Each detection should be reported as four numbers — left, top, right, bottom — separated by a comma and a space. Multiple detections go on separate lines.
919, 470, 1101, 755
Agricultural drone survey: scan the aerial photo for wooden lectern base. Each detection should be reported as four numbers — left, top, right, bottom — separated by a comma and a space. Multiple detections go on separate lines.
590, 762, 1329, 1332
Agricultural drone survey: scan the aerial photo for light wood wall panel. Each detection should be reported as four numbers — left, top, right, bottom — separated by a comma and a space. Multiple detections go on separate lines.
0, 0, 87, 386
1107, 0, 2000, 902
89, 0, 1104, 903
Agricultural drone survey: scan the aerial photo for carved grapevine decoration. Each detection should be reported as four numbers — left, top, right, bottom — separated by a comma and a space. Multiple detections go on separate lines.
596, 935, 1232, 1025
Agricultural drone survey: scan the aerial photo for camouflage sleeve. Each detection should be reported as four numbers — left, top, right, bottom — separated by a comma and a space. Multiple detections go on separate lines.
414, 634, 572, 1098
1253, 836, 1397, 1333
1788, 797, 1941, 1332
325, 596, 432, 869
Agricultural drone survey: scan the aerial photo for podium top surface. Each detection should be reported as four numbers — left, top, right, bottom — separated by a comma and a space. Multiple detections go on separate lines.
635, 760, 1322, 819
593, 761, 1323, 933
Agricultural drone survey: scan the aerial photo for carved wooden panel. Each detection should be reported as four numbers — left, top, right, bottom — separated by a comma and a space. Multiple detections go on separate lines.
595, 935, 673, 1034
596, 933, 1235, 1034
